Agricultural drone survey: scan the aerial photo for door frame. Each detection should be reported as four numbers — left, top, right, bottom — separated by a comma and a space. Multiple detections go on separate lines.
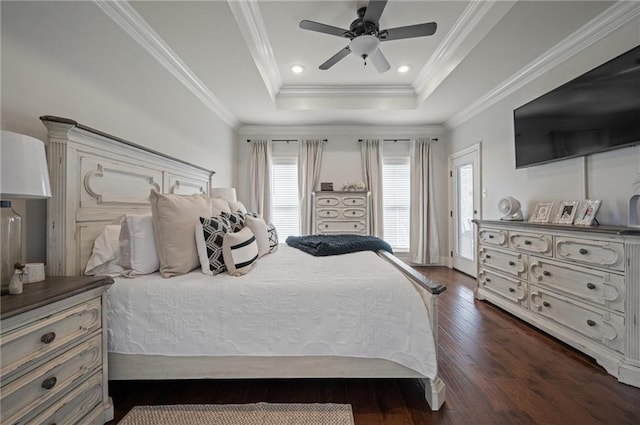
448, 142, 482, 276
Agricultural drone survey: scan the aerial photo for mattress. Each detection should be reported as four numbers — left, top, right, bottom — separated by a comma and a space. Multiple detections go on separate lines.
106, 244, 437, 378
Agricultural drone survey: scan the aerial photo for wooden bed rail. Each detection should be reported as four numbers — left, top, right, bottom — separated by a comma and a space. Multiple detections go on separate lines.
377, 251, 447, 295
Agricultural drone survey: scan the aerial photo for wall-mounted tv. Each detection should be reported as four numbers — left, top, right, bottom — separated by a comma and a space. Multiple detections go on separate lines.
514, 45, 640, 169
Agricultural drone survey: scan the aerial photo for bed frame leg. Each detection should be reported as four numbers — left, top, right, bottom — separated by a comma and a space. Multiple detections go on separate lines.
420, 376, 446, 411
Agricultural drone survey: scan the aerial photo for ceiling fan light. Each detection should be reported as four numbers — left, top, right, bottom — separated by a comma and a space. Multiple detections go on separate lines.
290, 64, 305, 74
397, 65, 411, 73
348, 35, 380, 58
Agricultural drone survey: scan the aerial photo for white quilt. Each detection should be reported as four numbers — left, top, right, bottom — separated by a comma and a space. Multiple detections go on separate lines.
106, 244, 437, 378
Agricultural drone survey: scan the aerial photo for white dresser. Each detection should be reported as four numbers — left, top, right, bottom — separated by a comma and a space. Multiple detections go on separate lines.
312, 191, 370, 235
475, 220, 640, 387
0, 276, 113, 424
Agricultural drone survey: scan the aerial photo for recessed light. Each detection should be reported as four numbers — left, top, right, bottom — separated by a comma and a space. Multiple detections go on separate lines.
290, 64, 305, 74
397, 65, 411, 73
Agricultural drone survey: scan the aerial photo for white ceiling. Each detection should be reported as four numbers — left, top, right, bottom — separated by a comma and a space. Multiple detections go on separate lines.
9, 0, 624, 129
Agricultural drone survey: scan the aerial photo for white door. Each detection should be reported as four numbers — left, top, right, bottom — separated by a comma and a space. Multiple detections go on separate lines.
449, 144, 481, 277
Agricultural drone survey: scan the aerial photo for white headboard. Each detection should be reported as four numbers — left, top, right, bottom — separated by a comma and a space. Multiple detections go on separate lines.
41, 116, 214, 276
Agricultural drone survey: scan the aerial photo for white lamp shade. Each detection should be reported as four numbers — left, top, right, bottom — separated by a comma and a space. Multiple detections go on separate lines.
1, 130, 52, 199
210, 187, 237, 202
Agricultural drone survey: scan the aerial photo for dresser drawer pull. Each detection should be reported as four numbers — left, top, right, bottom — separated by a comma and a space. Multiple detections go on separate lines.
543, 301, 550, 307
488, 235, 494, 239
508, 261, 515, 266
42, 376, 57, 390
352, 211, 356, 215
543, 271, 551, 277
353, 224, 357, 228
325, 224, 328, 228
587, 319, 596, 327
485, 255, 491, 259
41, 332, 56, 344
586, 283, 596, 290
579, 248, 588, 255
485, 278, 491, 282
524, 240, 531, 245
352, 200, 356, 203
508, 288, 515, 293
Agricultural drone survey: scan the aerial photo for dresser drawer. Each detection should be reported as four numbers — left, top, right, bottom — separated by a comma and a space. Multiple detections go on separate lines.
1, 298, 102, 380
342, 196, 366, 206
24, 370, 103, 425
316, 196, 340, 206
478, 268, 527, 307
478, 227, 508, 247
317, 220, 366, 233
509, 231, 552, 256
529, 256, 625, 313
478, 246, 528, 279
343, 208, 365, 218
529, 285, 625, 353
316, 208, 339, 218
1, 333, 102, 424
555, 236, 624, 271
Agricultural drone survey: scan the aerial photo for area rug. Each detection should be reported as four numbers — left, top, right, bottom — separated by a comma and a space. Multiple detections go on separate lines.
118, 402, 355, 425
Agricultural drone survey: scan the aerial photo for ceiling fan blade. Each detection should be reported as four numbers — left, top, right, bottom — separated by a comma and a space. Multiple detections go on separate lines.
300, 20, 350, 38
319, 46, 351, 70
369, 48, 390, 73
363, 0, 387, 25
381, 22, 437, 41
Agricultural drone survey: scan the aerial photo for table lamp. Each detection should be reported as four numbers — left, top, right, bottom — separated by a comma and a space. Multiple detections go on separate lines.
1, 130, 52, 293
210, 187, 237, 202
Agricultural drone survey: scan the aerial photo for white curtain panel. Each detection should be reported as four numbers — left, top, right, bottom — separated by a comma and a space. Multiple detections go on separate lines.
250, 139, 273, 223
410, 138, 440, 264
298, 139, 324, 235
360, 139, 384, 237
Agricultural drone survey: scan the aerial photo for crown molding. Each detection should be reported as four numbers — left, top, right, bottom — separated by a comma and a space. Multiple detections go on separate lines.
238, 124, 443, 137
444, 1, 640, 130
277, 84, 417, 109
227, 0, 282, 101
413, 0, 516, 104
93, 0, 239, 129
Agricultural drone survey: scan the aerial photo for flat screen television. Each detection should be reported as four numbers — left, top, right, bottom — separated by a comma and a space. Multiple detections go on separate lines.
514, 44, 640, 168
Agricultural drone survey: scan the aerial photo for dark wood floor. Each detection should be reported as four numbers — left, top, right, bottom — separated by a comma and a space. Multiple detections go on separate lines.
108, 267, 640, 424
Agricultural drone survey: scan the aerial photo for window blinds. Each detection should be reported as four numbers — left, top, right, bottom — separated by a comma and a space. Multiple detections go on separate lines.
383, 157, 411, 252
271, 157, 300, 239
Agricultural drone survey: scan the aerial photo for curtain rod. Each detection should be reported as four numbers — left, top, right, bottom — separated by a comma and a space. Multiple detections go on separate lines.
246, 139, 328, 143
357, 138, 439, 142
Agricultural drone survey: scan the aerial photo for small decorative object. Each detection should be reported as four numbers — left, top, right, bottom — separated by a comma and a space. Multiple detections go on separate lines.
529, 201, 554, 223
342, 181, 366, 191
630, 174, 640, 228
23, 263, 46, 283
8, 263, 25, 295
574, 200, 602, 226
553, 200, 580, 224
320, 182, 333, 191
498, 196, 523, 221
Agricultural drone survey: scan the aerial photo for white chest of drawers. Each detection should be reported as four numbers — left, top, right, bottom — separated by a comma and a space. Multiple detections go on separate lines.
312, 191, 370, 235
0, 276, 113, 424
475, 220, 640, 387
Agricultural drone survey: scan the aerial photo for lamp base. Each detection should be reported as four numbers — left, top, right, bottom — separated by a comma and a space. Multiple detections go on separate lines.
1, 200, 22, 292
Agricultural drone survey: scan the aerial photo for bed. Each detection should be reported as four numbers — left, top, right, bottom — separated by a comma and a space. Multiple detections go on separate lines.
42, 115, 447, 410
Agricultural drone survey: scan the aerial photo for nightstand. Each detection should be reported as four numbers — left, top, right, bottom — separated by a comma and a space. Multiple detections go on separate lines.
1, 276, 114, 424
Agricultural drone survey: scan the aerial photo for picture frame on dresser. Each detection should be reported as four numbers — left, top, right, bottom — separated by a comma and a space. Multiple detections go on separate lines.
553, 200, 580, 224
529, 202, 554, 223
574, 200, 602, 226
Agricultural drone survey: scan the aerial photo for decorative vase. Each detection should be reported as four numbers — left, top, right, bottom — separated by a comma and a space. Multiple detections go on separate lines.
1, 200, 22, 293
630, 193, 640, 228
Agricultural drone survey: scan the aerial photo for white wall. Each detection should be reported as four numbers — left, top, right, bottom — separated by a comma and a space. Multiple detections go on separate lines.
446, 17, 640, 226
1, 1, 237, 263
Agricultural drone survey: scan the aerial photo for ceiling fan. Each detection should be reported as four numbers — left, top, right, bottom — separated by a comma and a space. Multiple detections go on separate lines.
299, 0, 437, 73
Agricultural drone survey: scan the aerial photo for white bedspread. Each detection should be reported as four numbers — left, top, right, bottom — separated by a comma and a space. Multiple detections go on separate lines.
106, 244, 437, 378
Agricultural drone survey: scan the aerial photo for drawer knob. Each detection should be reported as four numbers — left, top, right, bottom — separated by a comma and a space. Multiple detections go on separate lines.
586, 283, 596, 290
485, 278, 491, 282
508, 261, 516, 266
352, 211, 356, 215
488, 235, 494, 239
325, 224, 328, 228
543, 301, 550, 307
543, 271, 551, 277
524, 240, 532, 245
41, 332, 56, 344
587, 319, 596, 327
352, 200, 356, 203
508, 287, 515, 293
579, 248, 588, 255
42, 376, 57, 390
485, 255, 491, 259
354, 224, 357, 228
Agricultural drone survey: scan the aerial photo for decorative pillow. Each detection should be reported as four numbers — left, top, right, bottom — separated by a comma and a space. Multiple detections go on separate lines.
195, 216, 230, 275
119, 214, 160, 276
221, 210, 246, 232
244, 215, 270, 257
228, 200, 247, 214
149, 190, 212, 277
211, 197, 231, 216
222, 227, 259, 276
85, 225, 123, 276
267, 222, 278, 253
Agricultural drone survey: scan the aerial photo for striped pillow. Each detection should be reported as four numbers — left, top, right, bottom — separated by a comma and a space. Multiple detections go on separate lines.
222, 227, 259, 276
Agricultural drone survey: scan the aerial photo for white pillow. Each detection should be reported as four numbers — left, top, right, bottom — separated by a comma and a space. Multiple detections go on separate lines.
222, 227, 259, 276
211, 197, 231, 216
228, 200, 247, 214
85, 225, 123, 276
119, 214, 160, 276
244, 215, 270, 257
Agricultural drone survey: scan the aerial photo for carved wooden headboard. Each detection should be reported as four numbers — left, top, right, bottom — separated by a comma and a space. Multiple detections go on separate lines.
41, 116, 214, 276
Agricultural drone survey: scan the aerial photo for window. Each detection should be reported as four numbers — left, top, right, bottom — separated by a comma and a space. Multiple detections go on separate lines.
383, 157, 411, 252
271, 157, 300, 239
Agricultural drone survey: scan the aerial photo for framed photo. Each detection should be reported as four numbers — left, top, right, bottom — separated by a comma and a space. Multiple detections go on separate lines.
320, 182, 333, 191
553, 200, 580, 224
529, 202, 554, 223
574, 200, 602, 226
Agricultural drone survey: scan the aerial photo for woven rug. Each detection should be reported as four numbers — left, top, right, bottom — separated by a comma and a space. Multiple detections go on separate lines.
118, 402, 354, 425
